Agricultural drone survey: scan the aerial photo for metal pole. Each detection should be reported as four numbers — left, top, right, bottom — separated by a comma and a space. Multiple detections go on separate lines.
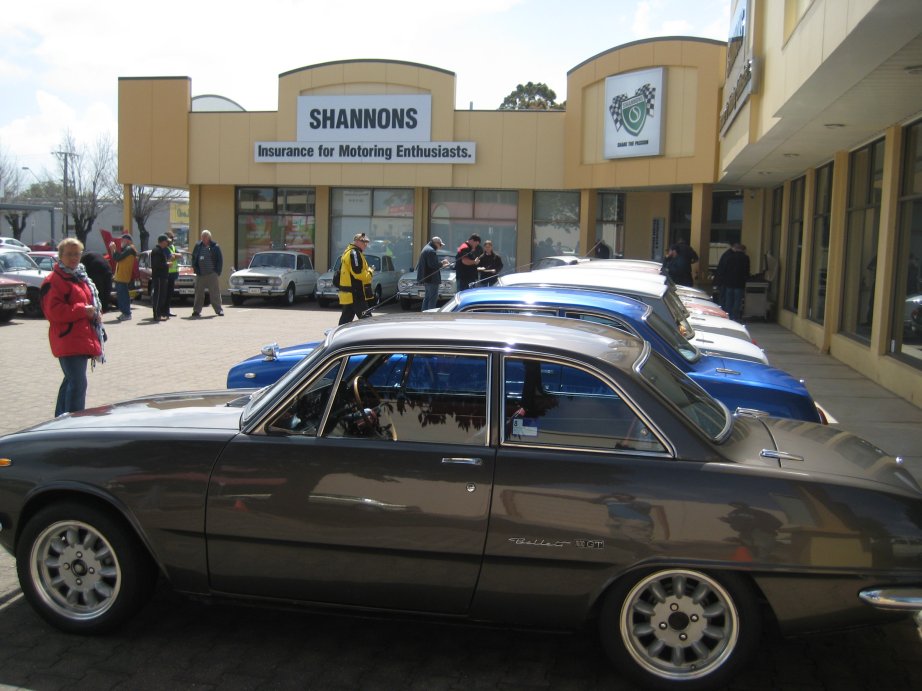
52, 151, 76, 239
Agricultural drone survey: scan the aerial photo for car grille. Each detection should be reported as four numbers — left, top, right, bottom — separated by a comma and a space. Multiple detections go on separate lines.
238, 277, 272, 287
175, 276, 195, 288
0, 286, 17, 298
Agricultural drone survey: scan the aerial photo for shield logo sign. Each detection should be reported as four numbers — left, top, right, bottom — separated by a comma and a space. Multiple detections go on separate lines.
619, 94, 647, 136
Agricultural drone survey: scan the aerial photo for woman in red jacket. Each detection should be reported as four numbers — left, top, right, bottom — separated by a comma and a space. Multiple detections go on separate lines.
41, 238, 105, 416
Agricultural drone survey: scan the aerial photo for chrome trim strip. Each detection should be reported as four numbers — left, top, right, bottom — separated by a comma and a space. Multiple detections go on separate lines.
441, 457, 483, 466
760, 449, 805, 462
859, 587, 922, 611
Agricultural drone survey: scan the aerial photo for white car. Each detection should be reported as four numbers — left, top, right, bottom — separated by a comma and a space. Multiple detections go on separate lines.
0, 236, 29, 251
0, 247, 50, 318
228, 251, 317, 307
314, 252, 402, 308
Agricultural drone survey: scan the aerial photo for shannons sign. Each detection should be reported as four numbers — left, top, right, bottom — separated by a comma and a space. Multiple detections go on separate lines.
603, 68, 665, 159
255, 94, 476, 164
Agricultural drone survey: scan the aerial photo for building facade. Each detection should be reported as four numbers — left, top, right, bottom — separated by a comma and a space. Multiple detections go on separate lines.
117, 0, 922, 407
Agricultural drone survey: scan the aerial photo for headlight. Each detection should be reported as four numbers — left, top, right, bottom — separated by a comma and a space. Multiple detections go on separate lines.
230, 276, 242, 286
318, 279, 332, 289
14, 284, 26, 296
270, 277, 282, 287
398, 278, 415, 289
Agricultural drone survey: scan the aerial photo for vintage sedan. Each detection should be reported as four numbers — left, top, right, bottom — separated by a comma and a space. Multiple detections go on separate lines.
314, 252, 402, 308
0, 275, 28, 322
2, 314, 921, 691
228, 250, 318, 306
137, 250, 196, 302
396, 248, 456, 310
0, 246, 49, 318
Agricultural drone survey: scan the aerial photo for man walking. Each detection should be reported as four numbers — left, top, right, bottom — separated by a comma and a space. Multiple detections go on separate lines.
337, 233, 374, 325
721, 243, 751, 321
191, 229, 224, 317
109, 234, 137, 321
416, 236, 449, 311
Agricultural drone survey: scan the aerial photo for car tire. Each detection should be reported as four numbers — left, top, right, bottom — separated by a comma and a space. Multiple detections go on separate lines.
279, 283, 296, 306
23, 288, 43, 318
0, 309, 15, 323
399, 298, 413, 311
317, 297, 330, 308
598, 568, 761, 691
16, 501, 157, 635
231, 294, 245, 306
374, 285, 382, 306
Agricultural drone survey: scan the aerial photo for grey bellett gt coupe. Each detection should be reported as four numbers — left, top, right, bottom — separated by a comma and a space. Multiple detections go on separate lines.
1, 313, 921, 691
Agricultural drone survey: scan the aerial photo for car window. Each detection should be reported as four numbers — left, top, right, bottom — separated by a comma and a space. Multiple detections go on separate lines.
503, 357, 665, 454
382, 256, 394, 272
562, 311, 634, 337
297, 255, 305, 270
325, 351, 488, 445
636, 351, 729, 441
366, 255, 381, 272
645, 311, 700, 363
267, 360, 343, 435
0, 252, 38, 271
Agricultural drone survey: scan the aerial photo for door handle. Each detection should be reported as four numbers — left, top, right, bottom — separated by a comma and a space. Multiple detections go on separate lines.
441, 457, 483, 466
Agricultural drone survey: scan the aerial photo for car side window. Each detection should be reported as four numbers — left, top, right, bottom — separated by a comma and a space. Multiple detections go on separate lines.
503, 356, 665, 454
297, 255, 305, 270
325, 352, 489, 445
267, 360, 343, 435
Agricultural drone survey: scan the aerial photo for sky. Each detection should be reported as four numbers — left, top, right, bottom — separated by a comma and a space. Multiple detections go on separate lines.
0, 0, 729, 180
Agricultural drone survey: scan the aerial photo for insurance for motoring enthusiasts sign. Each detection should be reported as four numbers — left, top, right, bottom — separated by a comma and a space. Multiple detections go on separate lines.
255, 94, 476, 164
603, 68, 665, 159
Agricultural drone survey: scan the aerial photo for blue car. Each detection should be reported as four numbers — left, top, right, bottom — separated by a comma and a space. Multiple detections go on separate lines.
227, 286, 823, 424
439, 286, 823, 423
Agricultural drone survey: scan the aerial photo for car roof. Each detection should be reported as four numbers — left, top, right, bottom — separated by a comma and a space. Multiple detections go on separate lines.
498, 267, 668, 298
328, 312, 646, 371
454, 285, 652, 319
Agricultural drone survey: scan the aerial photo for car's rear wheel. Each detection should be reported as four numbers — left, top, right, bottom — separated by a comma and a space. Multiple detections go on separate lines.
23, 288, 43, 318
599, 568, 760, 691
16, 501, 157, 634
374, 285, 382, 306
279, 283, 296, 306
231, 294, 245, 306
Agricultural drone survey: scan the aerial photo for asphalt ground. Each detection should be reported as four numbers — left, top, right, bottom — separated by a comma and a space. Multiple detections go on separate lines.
0, 297, 920, 690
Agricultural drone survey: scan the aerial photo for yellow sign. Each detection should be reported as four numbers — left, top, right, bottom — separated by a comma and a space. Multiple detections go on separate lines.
170, 202, 189, 224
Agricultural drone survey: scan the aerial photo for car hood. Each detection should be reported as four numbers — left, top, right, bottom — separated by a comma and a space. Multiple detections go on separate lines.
232, 267, 292, 278
695, 354, 809, 393
724, 415, 921, 497
18, 390, 247, 434
226, 341, 321, 388
2, 268, 48, 286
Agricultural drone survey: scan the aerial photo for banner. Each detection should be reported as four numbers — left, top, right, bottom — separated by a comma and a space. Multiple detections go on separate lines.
603, 68, 665, 159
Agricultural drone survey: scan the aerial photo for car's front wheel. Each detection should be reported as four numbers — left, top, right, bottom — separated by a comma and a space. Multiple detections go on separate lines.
16, 501, 157, 634
599, 568, 760, 691
231, 294, 245, 306
279, 283, 296, 306
399, 298, 413, 311
23, 288, 43, 318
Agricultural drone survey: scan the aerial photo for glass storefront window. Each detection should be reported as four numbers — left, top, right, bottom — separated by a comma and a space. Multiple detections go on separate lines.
331, 188, 415, 272
430, 189, 518, 271
840, 140, 883, 341
808, 163, 833, 323
784, 177, 805, 313
768, 187, 783, 305
235, 187, 316, 270
891, 121, 922, 366
533, 191, 580, 263
596, 192, 625, 258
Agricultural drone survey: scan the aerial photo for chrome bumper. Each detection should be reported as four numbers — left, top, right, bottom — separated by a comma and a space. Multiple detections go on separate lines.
859, 587, 922, 640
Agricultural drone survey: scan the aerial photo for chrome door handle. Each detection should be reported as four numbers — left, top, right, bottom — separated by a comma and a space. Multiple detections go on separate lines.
441, 457, 483, 466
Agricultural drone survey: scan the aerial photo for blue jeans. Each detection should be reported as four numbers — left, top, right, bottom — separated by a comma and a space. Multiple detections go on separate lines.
422, 282, 440, 311
116, 281, 131, 316
55, 355, 90, 417
724, 287, 745, 321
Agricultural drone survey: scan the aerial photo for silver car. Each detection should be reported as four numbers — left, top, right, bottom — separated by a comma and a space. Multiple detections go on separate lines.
397, 248, 457, 310
314, 253, 402, 308
229, 251, 318, 307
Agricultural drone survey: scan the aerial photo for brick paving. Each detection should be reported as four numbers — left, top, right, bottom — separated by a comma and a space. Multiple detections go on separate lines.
0, 300, 920, 690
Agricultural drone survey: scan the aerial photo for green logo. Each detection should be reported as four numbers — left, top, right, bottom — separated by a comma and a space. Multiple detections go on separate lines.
609, 84, 656, 138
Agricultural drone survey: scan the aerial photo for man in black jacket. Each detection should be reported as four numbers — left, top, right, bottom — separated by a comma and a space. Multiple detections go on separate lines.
80, 251, 113, 313
150, 235, 172, 321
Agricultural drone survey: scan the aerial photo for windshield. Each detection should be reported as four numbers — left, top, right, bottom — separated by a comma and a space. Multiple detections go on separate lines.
0, 252, 39, 271
366, 255, 381, 271
250, 253, 294, 270
636, 350, 730, 441
646, 311, 700, 363
660, 288, 694, 338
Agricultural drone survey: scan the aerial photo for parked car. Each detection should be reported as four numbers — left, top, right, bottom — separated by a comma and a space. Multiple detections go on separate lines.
27, 250, 58, 271
0, 236, 29, 251
228, 251, 317, 306
137, 250, 196, 302
440, 286, 822, 422
530, 255, 592, 271
0, 275, 28, 322
2, 314, 920, 691
396, 248, 456, 310
0, 247, 50, 318
495, 267, 769, 364
314, 252, 402, 308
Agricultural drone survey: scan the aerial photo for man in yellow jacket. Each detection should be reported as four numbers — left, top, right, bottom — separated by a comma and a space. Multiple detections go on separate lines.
109, 234, 137, 321
338, 232, 374, 325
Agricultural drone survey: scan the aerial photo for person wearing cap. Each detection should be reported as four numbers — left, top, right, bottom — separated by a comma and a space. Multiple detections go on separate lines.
337, 233, 374, 325
150, 234, 172, 321
109, 233, 137, 321
165, 231, 180, 317
191, 229, 224, 317
416, 236, 449, 310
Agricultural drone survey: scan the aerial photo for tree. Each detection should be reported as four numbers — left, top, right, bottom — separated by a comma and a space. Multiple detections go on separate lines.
1, 143, 29, 239
127, 185, 186, 251
56, 131, 119, 245
499, 82, 564, 111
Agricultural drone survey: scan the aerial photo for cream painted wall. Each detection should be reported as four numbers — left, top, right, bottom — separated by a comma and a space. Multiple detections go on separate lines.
622, 191, 671, 260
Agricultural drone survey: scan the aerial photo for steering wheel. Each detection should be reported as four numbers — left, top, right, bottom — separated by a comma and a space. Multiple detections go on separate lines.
351, 376, 397, 440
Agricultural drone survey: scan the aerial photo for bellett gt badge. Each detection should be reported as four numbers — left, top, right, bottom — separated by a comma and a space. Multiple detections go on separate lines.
609, 83, 656, 137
